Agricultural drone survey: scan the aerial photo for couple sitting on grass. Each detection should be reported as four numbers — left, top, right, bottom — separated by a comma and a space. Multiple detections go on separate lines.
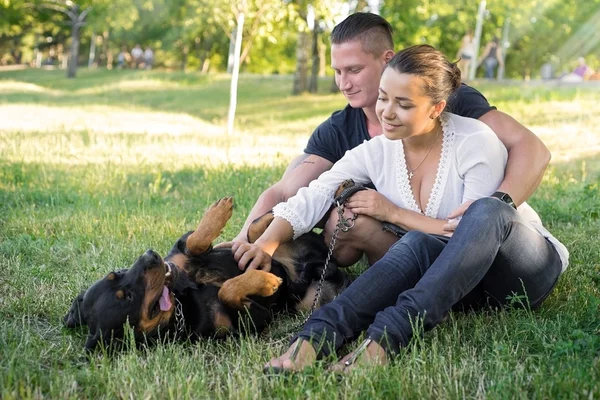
217, 13, 569, 374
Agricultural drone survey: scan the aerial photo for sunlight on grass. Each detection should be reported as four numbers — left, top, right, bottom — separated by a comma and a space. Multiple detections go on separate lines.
0, 80, 62, 95
0, 103, 309, 167
1, 96, 598, 166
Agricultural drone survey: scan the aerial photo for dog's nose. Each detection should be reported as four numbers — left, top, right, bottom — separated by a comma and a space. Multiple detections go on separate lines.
145, 249, 160, 261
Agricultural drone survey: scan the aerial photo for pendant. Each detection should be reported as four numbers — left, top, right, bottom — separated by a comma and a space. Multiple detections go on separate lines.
408, 171, 414, 180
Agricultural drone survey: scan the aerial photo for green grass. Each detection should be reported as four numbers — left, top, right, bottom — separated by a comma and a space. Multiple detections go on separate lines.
1, 68, 599, 399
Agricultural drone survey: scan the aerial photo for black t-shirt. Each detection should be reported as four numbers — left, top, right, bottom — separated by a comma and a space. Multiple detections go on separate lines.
304, 84, 496, 164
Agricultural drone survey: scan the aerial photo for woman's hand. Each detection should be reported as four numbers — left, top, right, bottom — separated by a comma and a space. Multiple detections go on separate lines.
345, 189, 398, 222
442, 200, 474, 234
222, 241, 272, 271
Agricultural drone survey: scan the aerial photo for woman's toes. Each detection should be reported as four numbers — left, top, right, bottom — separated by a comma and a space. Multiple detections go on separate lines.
263, 339, 317, 374
328, 339, 388, 374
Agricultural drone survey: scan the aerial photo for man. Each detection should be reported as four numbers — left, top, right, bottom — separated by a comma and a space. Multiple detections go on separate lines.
218, 13, 550, 269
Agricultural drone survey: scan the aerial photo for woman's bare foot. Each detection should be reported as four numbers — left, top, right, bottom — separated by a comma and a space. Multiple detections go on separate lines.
263, 338, 317, 374
328, 339, 388, 374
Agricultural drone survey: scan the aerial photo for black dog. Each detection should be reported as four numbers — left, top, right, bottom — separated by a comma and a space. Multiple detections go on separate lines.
64, 197, 350, 350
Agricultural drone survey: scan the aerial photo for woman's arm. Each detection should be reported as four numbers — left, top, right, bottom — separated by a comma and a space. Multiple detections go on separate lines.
346, 190, 449, 235
273, 140, 377, 239
232, 140, 376, 269
230, 216, 294, 271
350, 128, 507, 236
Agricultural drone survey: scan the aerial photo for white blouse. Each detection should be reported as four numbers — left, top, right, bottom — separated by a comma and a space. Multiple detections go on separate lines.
273, 112, 569, 271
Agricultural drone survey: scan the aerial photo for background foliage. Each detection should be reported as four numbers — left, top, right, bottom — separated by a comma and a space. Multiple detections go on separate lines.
2, 0, 600, 79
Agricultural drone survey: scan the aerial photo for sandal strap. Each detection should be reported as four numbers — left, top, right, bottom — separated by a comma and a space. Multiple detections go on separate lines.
344, 338, 373, 367
289, 337, 306, 363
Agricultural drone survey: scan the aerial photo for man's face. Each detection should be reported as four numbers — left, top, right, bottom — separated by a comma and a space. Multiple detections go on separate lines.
331, 40, 389, 109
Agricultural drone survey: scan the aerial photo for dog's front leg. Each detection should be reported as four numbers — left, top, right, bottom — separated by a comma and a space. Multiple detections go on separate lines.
186, 197, 234, 255
217, 270, 283, 309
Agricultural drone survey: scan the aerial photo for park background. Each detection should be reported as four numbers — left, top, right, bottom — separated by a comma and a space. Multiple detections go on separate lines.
1, 0, 600, 399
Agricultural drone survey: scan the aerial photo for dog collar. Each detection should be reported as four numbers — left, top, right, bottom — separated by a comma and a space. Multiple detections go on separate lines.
174, 297, 185, 336
164, 261, 185, 335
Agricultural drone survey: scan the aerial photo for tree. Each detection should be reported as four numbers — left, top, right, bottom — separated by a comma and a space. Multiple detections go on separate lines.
39, 0, 91, 78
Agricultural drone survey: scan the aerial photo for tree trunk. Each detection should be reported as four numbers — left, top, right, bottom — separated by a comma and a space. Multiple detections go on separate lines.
227, 12, 245, 135
88, 31, 96, 68
181, 45, 189, 71
330, 76, 339, 93
308, 21, 320, 93
293, 30, 309, 95
319, 34, 326, 77
68, 25, 80, 78
101, 30, 111, 69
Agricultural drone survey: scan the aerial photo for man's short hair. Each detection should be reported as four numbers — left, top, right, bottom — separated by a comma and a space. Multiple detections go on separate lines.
331, 12, 394, 57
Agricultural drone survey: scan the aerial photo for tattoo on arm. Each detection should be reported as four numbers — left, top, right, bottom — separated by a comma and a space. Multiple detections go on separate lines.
288, 154, 310, 171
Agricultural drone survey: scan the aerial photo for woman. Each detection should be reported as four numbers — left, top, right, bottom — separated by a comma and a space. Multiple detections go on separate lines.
456, 31, 474, 80
479, 37, 503, 79
232, 45, 568, 374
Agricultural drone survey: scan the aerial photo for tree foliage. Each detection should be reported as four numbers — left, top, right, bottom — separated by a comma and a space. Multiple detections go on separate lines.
1, 0, 599, 78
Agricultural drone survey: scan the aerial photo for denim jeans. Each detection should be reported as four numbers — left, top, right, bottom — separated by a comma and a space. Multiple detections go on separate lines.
483, 57, 499, 79
297, 198, 563, 356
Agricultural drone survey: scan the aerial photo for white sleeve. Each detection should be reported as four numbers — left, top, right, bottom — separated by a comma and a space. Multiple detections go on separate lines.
273, 140, 374, 239
455, 130, 508, 202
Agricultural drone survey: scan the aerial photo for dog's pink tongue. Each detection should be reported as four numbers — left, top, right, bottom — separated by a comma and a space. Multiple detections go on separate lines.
159, 286, 172, 311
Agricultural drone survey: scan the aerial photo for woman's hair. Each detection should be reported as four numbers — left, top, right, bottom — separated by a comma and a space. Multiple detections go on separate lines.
386, 45, 462, 104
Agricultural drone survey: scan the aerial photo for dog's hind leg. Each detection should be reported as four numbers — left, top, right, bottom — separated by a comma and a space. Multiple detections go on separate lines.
218, 270, 283, 309
247, 211, 274, 243
186, 197, 234, 255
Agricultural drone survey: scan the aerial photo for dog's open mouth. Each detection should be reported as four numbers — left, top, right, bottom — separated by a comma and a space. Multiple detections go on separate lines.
147, 263, 176, 318
149, 286, 172, 318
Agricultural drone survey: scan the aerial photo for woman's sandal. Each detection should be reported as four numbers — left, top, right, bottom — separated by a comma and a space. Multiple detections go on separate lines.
328, 338, 388, 374
263, 337, 317, 375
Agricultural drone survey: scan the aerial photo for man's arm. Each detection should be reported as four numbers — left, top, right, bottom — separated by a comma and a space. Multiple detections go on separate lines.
478, 109, 551, 206
226, 153, 334, 243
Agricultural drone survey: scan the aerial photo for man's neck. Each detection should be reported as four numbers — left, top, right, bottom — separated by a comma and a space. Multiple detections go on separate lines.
362, 106, 382, 138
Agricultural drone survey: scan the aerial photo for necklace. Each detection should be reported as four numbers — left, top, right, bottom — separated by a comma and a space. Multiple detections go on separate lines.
406, 124, 441, 181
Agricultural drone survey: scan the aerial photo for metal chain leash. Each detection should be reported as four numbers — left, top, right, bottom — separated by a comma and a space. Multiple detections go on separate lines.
293, 198, 359, 330
174, 297, 186, 336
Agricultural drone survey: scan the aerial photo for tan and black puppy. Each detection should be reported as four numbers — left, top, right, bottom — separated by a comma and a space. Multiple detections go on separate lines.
64, 198, 350, 351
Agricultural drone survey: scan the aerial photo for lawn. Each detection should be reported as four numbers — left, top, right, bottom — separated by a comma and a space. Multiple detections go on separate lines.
1, 68, 599, 399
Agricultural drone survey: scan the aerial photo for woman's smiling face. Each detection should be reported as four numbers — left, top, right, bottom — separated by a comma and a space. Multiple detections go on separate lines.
375, 68, 439, 140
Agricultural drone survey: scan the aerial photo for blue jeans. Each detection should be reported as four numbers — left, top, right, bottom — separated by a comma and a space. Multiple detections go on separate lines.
483, 57, 498, 79
297, 198, 563, 356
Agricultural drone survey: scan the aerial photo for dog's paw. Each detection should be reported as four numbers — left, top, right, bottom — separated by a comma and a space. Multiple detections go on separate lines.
187, 197, 234, 255
207, 197, 234, 223
257, 272, 283, 297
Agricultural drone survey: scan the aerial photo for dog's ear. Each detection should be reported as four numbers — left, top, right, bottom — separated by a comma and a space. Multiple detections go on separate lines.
63, 290, 87, 328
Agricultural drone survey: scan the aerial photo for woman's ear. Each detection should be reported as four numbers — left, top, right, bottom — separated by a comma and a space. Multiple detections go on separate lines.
430, 100, 447, 119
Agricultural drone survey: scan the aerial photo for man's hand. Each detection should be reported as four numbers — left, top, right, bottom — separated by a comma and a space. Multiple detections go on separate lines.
346, 189, 398, 222
218, 241, 272, 272
442, 200, 474, 233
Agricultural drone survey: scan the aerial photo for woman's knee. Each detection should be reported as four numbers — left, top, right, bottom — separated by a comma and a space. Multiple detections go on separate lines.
387, 231, 445, 270
464, 197, 514, 220
324, 212, 381, 244
390, 230, 432, 252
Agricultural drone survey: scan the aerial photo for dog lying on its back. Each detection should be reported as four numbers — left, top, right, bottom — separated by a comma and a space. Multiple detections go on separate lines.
64, 197, 350, 350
